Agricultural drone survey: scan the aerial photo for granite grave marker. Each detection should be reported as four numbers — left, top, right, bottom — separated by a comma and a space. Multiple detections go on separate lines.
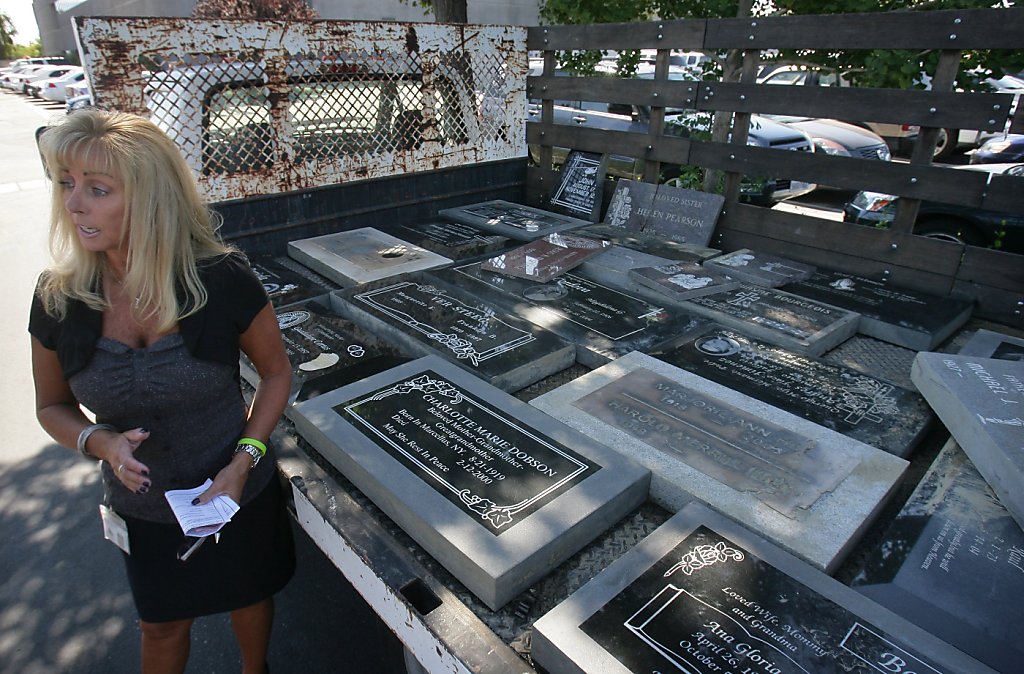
438, 200, 590, 241
531, 351, 908, 571
629, 262, 741, 302
549, 150, 607, 222
704, 248, 816, 288
851, 438, 1024, 674
248, 256, 337, 307
330, 276, 574, 392
677, 283, 860, 356
287, 227, 452, 287
532, 502, 997, 674
290, 355, 651, 610
577, 245, 680, 293
788, 269, 973, 350
652, 326, 932, 457
389, 219, 510, 262
605, 178, 724, 246
574, 223, 721, 262
430, 263, 709, 368
911, 352, 1024, 529
482, 233, 610, 282
959, 327, 1024, 361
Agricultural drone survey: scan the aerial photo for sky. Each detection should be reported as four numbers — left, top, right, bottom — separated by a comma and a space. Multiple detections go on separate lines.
1, 0, 40, 43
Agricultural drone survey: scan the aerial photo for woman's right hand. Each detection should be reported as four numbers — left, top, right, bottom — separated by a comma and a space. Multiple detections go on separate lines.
89, 427, 152, 494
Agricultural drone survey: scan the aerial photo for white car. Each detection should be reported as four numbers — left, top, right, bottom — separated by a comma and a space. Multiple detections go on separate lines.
10, 65, 76, 95
38, 68, 86, 102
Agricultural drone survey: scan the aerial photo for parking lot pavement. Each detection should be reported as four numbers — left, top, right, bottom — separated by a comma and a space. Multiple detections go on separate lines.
0, 91, 406, 674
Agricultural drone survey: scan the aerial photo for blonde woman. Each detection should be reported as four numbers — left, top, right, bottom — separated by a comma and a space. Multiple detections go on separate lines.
30, 109, 294, 674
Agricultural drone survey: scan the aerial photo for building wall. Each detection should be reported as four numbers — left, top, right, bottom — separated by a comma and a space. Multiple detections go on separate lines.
35, 0, 540, 57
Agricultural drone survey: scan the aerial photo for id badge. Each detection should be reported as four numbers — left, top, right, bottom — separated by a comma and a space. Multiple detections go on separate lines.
99, 504, 131, 555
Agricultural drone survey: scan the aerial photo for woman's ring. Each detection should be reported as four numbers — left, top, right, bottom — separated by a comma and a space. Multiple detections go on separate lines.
117, 463, 125, 473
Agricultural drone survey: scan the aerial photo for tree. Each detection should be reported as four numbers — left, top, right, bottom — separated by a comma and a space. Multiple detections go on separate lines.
192, 0, 318, 20
399, 0, 469, 23
0, 11, 17, 60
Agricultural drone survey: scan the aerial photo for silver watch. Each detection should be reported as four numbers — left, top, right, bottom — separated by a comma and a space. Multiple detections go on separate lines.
234, 443, 261, 468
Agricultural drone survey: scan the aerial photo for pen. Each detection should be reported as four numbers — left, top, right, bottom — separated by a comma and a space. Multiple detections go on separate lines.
177, 535, 206, 561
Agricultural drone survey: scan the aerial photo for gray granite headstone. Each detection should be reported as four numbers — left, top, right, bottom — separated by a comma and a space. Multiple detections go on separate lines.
531, 351, 908, 572
290, 355, 651, 610
575, 223, 721, 262
532, 501, 998, 674
630, 262, 741, 302
652, 326, 931, 457
247, 256, 337, 307
389, 219, 510, 263
959, 328, 1024, 360
287, 227, 452, 287
430, 263, 710, 368
577, 245, 679, 293
549, 150, 607, 222
787, 270, 973, 350
438, 200, 590, 241
605, 179, 724, 246
704, 248, 816, 288
851, 438, 1024, 674
677, 283, 860, 357
240, 296, 410, 408
911, 352, 1024, 529
329, 276, 574, 392
481, 233, 610, 282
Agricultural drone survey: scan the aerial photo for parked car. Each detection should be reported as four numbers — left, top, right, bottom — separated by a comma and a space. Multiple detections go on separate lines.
762, 115, 890, 161
65, 82, 92, 112
969, 134, 1024, 164
11, 65, 76, 95
36, 68, 85, 102
843, 162, 1024, 253
758, 65, 921, 157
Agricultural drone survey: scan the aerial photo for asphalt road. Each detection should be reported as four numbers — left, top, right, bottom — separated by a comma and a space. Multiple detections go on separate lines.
0, 92, 407, 674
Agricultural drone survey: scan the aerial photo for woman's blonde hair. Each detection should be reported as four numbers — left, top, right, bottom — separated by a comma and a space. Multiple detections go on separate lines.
36, 109, 235, 331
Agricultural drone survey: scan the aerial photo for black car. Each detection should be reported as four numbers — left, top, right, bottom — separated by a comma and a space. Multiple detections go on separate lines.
843, 163, 1024, 254
970, 134, 1024, 164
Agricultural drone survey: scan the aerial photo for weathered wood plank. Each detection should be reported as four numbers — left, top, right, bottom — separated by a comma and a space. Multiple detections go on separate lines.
705, 8, 1022, 50
951, 281, 1023, 327
981, 171, 1024, 214
526, 122, 692, 166
526, 20, 705, 51
957, 245, 1024, 292
527, 74, 699, 109
700, 82, 1011, 134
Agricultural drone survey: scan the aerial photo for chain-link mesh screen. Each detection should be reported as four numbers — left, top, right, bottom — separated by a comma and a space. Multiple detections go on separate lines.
78, 18, 526, 201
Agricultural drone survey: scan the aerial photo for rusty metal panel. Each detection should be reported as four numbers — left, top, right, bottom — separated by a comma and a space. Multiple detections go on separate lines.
74, 17, 527, 203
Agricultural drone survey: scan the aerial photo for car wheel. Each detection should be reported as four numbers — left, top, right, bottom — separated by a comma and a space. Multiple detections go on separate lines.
932, 128, 959, 162
914, 219, 984, 246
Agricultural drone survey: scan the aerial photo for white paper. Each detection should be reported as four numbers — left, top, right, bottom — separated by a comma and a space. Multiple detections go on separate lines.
164, 479, 240, 537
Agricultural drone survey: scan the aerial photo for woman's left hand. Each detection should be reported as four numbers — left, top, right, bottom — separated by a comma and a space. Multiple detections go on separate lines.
194, 452, 252, 506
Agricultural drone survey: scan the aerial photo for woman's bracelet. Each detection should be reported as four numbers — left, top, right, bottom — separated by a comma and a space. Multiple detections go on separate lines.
234, 437, 268, 469
77, 423, 117, 460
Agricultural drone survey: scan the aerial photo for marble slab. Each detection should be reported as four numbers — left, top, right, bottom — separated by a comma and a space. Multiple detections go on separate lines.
287, 227, 452, 287
677, 283, 860, 357
652, 326, 932, 457
482, 233, 610, 282
247, 256, 337, 307
388, 219, 510, 262
959, 328, 1024, 360
787, 270, 973, 350
851, 438, 1024, 674
330, 276, 574, 392
704, 248, 816, 288
532, 501, 998, 674
911, 352, 1024, 529
531, 351, 908, 572
240, 296, 410, 408
438, 200, 590, 241
430, 263, 710, 368
290, 356, 651, 610
604, 178, 724, 246
630, 262, 741, 302
549, 150, 606, 222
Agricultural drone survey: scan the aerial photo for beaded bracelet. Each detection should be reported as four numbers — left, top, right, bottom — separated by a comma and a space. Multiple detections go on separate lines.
77, 423, 117, 460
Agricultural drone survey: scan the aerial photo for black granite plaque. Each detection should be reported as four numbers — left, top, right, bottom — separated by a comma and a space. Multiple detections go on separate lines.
851, 439, 1024, 673
604, 178, 658, 231
336, 370, 597, 534
704, 248, 816, 288
630, 262, 740, 301
576, 223, 721, 262
482, 233, 610, 282
431, 263, 709, 366
550, 150, 607, 222
390, 219, 510, 261
580, 524, 960, 674
334, 278, 573, 391
438, 200, 590, 241
652, 327, 931, 457
248, 256, 336, 307
605, 179, 724, 247
788, 269, 973, 350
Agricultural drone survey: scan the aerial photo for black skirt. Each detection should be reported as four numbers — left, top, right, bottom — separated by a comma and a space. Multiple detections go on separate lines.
119, 476, 296, 623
